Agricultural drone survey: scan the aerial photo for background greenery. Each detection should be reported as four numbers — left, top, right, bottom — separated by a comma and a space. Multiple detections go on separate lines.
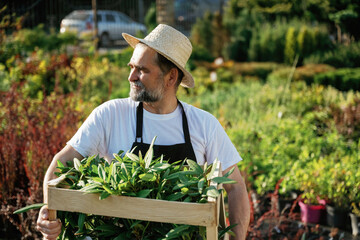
1, 0, 360, 238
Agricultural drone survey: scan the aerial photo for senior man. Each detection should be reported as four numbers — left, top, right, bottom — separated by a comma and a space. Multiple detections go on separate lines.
36, 24, 250, 240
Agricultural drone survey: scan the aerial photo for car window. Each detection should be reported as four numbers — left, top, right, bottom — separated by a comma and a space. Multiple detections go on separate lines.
105, 14, 115, 23
89, 14, 102, 22
66, 12, 90, 21
117, 13, 132, 24
96, 14, 102, 22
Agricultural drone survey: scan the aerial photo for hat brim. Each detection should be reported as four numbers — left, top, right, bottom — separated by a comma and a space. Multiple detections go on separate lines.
122, 33, 194, 88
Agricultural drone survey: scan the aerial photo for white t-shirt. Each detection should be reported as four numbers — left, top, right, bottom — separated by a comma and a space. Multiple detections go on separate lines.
67, 98, 242, 170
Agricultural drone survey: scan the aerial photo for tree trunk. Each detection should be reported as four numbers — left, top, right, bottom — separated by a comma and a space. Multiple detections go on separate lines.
156, 0, 174, 26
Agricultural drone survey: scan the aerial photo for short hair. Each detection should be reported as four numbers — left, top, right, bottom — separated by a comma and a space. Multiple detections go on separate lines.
155, 52, 184, 87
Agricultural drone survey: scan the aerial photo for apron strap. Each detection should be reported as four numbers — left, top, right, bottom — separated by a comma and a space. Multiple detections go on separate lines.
178, 101, 192, 144
135, 100, 192, 144
135, 102, 143, 143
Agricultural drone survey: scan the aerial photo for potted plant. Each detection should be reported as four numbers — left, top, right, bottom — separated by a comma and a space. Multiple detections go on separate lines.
317, 156, 351, 229
294, 158, 326, 224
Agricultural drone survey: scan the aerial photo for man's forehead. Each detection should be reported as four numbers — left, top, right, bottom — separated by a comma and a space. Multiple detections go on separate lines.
130, 44, 157, 64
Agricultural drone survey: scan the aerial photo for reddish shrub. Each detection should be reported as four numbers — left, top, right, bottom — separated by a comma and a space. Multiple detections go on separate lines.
332, 98, 360, 140
0, 83, 84, 238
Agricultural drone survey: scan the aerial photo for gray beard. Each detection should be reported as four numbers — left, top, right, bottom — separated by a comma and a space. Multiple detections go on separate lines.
130, 81, 164, 103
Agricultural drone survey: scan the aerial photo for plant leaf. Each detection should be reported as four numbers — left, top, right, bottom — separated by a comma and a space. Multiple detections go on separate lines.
139, 173, 156, 182
13, 203, 46, 214
206, 186, 220, 198
126, 152, 140, 162
211, 176, 237, 184
136, 189, 152, 198
74, 158, 81, 171
223, 166, 235, 178
99, 191, 110, 200
144, 137, 156, 169
186, 159, 203, 175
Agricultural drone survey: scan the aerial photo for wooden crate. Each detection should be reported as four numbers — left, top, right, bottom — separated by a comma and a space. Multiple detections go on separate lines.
47, 161, 228, 240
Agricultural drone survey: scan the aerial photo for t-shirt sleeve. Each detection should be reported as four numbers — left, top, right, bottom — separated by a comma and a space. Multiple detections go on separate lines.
205, 121, 242, 171
67, 106, 106, 158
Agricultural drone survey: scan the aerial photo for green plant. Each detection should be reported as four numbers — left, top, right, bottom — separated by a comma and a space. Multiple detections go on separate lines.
314, 68, 360, 91
144, 2, 156, 32
304, 41, 360, 68
233, 62, 282, 81
15, 140, 236, 239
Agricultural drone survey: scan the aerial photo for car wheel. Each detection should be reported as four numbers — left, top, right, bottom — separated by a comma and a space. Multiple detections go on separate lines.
100, 33, 112, 47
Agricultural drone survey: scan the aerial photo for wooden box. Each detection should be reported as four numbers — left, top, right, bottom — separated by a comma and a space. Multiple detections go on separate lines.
47, 161, 228, 240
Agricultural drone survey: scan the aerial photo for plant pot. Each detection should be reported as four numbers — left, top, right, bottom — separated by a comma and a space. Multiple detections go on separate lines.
326, 205, 348, 229
349, 213, 360, 236
299, 200, 326, 224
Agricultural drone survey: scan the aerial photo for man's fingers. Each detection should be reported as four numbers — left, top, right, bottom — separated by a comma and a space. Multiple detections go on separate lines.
38, 205, 49, 220
37, 219, 62, 235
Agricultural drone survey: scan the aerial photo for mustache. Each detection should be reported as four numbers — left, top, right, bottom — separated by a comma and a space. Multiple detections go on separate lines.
131, 81, 144, 88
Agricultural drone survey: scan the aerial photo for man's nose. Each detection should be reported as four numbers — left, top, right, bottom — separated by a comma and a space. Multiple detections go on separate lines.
128, 69, 139, 82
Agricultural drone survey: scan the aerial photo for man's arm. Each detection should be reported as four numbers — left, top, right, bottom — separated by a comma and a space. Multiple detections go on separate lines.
223, 164, 250, 240
36, 145, 83, 240
43, 144, 84, 202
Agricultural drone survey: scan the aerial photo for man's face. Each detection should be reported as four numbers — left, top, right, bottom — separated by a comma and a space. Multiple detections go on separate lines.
127, 44, 165, 102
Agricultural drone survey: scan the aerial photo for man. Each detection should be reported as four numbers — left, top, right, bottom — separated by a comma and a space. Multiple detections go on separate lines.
36, 24, 250, 240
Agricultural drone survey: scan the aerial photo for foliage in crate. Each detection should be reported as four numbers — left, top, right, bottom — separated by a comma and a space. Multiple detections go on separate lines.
50, 140, 235, 239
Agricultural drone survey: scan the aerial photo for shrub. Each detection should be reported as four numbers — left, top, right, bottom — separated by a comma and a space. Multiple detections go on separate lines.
233, 62, 282, 81
331, 98, 360, 141
190, 45, 215, 63
144, 2, 156, 32
248, 20, 288, 63
284, 27, 297, 65
267, 64, 335, 85
223, 8, 264, 62
13, 24, 77, 53
304, 41, 360, 68
314, 68, 360, 91
190, 11, 214, 58
293, 64, 335, 84
96, 46, 134, 68
0, 84, 84, 237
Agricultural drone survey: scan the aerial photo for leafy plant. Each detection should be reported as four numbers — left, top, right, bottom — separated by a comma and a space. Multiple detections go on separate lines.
15, 140, 235, 239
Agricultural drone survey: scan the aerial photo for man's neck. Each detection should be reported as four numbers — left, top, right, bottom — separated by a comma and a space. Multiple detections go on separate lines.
143, 96, 178, 114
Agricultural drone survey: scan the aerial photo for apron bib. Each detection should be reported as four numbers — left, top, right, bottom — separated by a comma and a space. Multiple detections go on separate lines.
130, 101, 197, 164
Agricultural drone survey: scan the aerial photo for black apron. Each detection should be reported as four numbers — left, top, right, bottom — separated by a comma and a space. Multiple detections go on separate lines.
130, 101, 197, 164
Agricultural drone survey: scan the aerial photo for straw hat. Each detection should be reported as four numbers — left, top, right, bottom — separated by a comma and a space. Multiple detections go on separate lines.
122, 24, 194, 88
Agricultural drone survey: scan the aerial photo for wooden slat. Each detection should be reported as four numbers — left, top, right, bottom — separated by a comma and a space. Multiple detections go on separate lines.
206, 226, 218, 240
48, 209, 57, 221
48, 187, 217, 227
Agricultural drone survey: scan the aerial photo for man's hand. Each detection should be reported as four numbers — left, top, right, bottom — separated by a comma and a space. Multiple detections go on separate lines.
223, 165, 250, 240
36, 205, 62, 240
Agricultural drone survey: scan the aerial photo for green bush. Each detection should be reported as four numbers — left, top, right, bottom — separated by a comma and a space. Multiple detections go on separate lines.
190, 45, 215, 63
314, 68, 360, 91
144, 2, 156, 32
248, 20, 288, 63
223, 9, 264, 62
233, 62, 282, 81
190, 11, 214, 58
304, 41, 360, 68
14, 25, 77, 52
293, 64, 335, 84
97, 46, 134, 68
267, 64, 335, 85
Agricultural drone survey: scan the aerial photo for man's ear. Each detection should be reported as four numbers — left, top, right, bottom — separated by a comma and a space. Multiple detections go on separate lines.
166, 68, 179, 88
